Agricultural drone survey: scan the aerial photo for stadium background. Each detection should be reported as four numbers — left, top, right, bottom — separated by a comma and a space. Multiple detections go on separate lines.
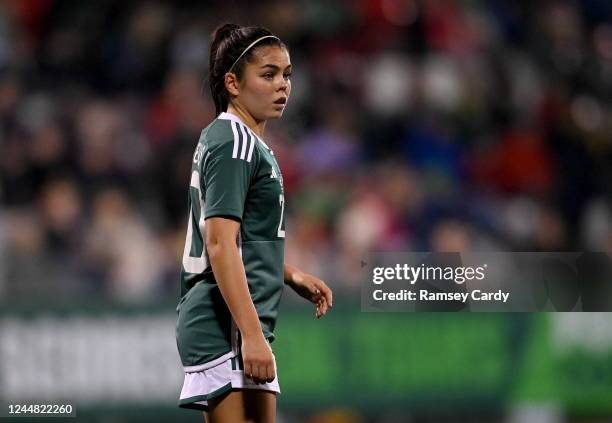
1, 0, 612, 422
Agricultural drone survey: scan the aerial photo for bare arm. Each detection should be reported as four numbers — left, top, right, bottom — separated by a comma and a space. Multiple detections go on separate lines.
206, 216, 275, 383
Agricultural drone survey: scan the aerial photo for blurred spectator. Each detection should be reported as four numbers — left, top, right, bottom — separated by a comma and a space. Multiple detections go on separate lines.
84, 188, 167, 302
430, 219, 472, 252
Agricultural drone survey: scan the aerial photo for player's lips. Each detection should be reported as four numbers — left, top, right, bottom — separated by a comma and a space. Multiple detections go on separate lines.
273, 97, 287, 105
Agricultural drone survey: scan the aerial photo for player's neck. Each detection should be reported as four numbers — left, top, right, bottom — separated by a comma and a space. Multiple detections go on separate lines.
226, 105, 266, 138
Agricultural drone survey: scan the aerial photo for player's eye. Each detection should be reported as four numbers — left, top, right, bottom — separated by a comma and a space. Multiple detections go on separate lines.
283, 72, 292, 80
262, 73, 274, 80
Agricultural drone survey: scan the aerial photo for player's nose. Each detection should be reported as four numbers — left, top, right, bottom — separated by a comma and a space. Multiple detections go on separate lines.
277, 78, 288, 91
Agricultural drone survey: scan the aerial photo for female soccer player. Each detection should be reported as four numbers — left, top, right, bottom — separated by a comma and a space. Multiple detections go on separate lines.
176, 24, 333, 423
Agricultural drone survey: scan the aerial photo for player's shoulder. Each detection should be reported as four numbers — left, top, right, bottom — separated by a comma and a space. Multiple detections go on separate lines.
200, 118, 235, 150
201, 113, 258, 161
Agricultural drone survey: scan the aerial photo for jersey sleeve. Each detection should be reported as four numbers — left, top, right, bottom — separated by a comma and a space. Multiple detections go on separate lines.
202, 139, 257, 220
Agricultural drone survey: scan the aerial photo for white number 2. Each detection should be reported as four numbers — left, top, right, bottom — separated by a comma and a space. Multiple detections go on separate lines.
277, 194, 285, 238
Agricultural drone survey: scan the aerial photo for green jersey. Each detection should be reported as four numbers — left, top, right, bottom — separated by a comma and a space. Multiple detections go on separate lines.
176, 112, 286, 369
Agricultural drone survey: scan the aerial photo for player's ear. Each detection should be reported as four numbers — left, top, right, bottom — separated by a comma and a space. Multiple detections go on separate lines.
224, 72, 240, 97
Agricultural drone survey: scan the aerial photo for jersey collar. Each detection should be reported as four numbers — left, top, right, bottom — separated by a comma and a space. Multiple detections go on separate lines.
218, 111, 248, 127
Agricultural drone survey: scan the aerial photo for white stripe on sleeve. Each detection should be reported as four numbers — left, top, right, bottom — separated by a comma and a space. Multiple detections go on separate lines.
231, 122, 240, 158
246, 131, 256, 162
239, 125, 248, 160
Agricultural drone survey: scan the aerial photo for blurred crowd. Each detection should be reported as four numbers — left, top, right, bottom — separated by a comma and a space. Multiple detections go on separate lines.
1, 0, 611, 303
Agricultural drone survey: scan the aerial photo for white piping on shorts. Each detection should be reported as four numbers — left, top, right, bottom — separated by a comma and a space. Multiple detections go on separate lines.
183, 350, 236, 373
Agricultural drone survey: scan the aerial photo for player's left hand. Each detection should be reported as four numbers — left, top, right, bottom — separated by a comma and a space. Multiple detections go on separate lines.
289, 272, 333, 318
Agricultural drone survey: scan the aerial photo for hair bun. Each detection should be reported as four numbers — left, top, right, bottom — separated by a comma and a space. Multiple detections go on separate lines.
212, 23, 241, 43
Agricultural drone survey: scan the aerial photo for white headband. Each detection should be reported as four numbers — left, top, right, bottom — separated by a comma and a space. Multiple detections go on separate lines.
227, 35, 280, 73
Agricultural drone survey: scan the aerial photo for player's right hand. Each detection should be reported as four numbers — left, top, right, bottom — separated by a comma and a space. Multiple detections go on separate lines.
241, 334, 276, 384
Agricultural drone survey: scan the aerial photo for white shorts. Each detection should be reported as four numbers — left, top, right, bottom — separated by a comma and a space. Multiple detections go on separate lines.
178, 352, 281, 411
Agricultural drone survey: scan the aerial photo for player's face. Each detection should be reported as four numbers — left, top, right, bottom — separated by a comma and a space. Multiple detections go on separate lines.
237, 45, 291, 121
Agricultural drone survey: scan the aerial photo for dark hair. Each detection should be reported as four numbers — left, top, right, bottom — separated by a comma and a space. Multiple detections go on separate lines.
208, 23, 286, 115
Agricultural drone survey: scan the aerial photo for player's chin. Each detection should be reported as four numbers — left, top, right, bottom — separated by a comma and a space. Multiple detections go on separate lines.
268, 105, 286, 119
